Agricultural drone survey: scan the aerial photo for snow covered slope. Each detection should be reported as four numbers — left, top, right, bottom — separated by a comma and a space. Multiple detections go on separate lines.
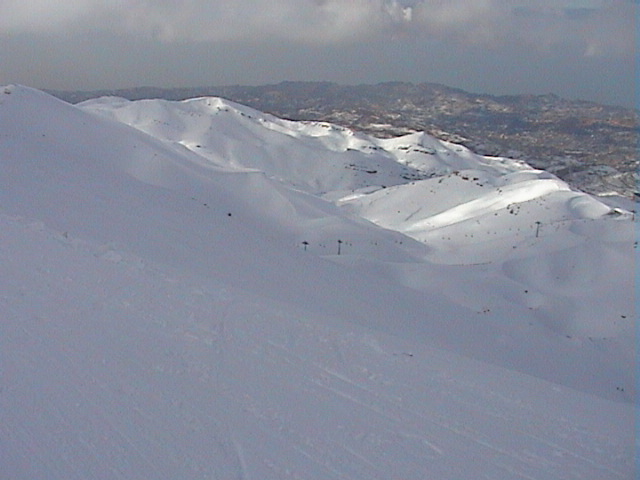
0, 85, 635, 479
80, 91, 635, 383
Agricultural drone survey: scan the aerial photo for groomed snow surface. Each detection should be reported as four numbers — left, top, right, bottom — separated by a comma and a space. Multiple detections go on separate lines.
0, 85, 635, 479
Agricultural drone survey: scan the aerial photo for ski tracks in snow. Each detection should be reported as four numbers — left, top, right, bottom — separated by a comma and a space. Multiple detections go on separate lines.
220, 306, 633, 479
0, 213, 634, 479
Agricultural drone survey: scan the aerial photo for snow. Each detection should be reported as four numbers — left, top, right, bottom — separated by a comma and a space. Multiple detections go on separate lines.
0, 85, 635, 479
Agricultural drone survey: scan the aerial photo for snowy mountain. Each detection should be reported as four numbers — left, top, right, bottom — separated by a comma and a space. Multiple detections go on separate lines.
0, 85, 635, 479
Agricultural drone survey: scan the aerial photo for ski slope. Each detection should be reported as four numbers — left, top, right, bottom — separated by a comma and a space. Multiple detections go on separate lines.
0, 85, 635, 479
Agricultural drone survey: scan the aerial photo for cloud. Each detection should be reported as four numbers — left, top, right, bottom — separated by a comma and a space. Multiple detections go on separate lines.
114, 1, 418, 43
0, 1, 411, 44
0, 0, 635, 57
0, 1, 115, 32
408, 1, 636, 57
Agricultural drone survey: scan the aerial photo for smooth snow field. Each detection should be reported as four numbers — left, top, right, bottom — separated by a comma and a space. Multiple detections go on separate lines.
0, 85, 635, 479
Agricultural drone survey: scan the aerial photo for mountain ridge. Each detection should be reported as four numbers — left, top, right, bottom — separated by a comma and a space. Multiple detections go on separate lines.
1, 84, 634, 479
48, 81, 639, 200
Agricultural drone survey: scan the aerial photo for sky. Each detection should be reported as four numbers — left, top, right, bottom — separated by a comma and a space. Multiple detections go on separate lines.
0, 0, 637, 107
